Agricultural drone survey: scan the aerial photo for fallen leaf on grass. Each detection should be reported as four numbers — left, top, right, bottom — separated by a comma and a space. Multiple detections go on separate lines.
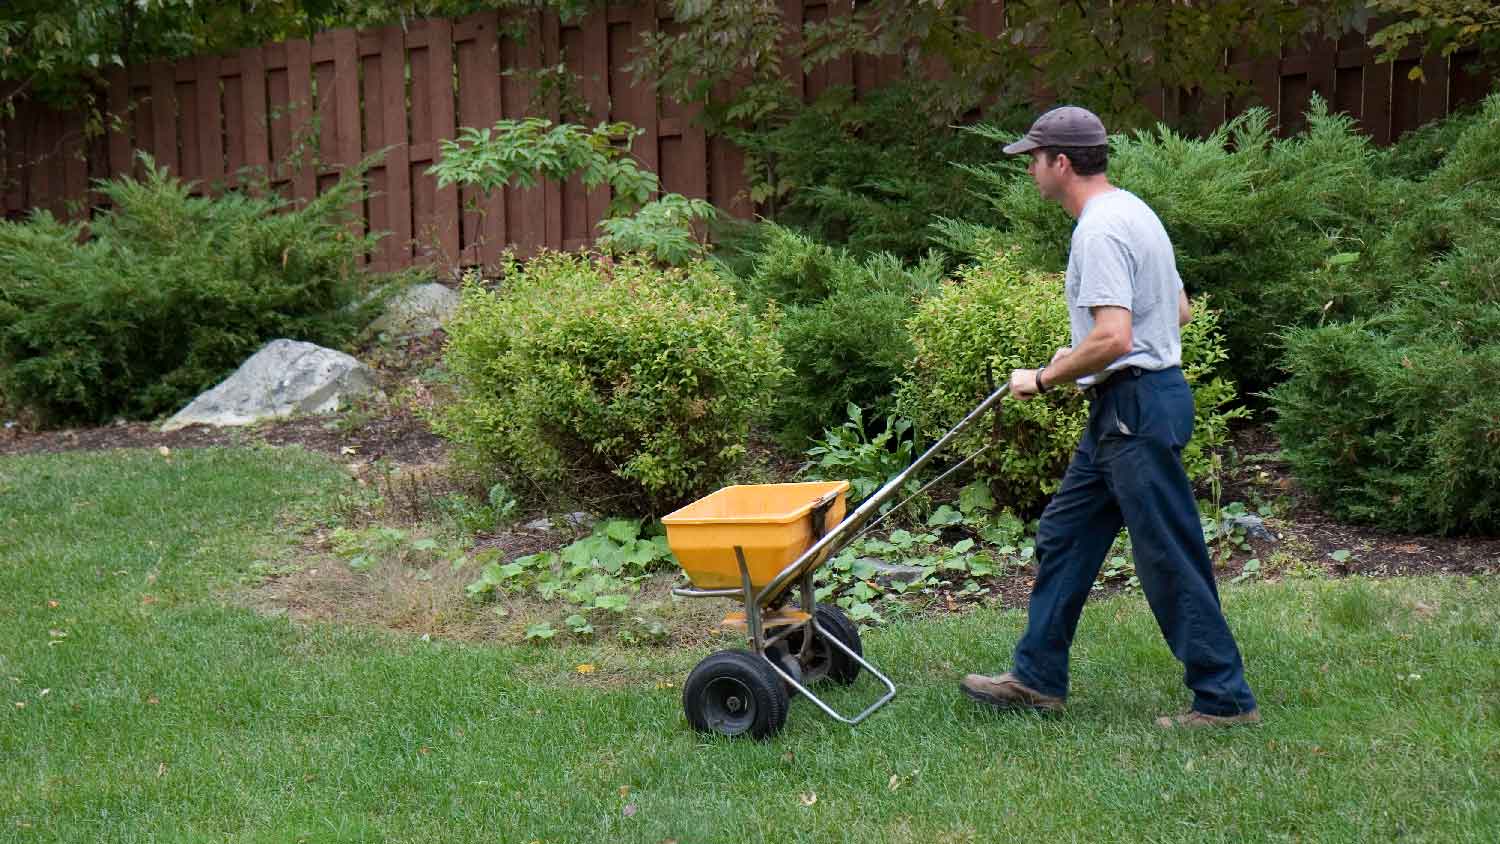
576, 664, 596, 675
618, 785, 630, 798
158, 446, 171, 458
46, 600, 58, 609
157, 762, 167, 778
799, 792, 817, 807
146, 695, 160, 705
622, 804, 637, 818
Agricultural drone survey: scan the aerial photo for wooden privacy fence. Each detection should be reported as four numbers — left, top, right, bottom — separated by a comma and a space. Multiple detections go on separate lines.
1, 2, 1494, 273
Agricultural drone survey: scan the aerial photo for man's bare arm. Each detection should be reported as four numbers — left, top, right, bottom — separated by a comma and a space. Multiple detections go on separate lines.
1178, 288, 1191, 327
1011, 306, 1131, 399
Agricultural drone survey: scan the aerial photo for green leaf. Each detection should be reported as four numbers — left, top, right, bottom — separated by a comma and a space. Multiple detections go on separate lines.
941, 555, 969, 572
594, 594, 632, 613
524, 623, 557, 641
604, 518, 641, 544
1329, 549, 1352, 563
958, 482, 996, 516
952, 538, 975, 554
968, 553, 997, 577
412, 538, 439, 552
927, 505, 963, 527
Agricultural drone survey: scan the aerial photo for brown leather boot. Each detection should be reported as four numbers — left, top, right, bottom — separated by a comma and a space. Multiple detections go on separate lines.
1153, 709, 1262, 729
960, 672, 1065, 713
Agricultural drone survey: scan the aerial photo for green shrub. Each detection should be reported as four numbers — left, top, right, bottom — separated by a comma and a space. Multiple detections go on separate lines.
1273, 320, 1500, 535
431, 253, 784, 512
0, 157, 379, 425
936, 98, 1381, 397
723, 225, 943, 442
1272, 93, 1500, 535
738, 82, 1023, 262
897, 250, 1243, 513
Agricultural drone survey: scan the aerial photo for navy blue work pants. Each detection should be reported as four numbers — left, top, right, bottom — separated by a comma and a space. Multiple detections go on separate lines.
1011, 367, 1258, 716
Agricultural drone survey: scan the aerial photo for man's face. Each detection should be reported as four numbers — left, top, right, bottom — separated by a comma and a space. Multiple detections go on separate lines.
1027, 150, 1064, 201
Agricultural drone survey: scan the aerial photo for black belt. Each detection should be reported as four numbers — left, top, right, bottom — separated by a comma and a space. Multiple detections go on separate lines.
1082, 366, 1147, 400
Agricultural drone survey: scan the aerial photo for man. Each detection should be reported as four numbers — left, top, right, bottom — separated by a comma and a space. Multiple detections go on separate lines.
960, 106, 1260, 728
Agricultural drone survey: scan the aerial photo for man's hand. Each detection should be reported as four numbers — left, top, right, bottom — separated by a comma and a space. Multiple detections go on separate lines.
1050, 346, 1072, 365
1010, 368, 1044, 401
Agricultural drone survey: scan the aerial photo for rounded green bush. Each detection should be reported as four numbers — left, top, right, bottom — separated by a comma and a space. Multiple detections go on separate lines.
432, 252, 785, 512
896, 250, 1243, 512
725, 225, 942, 442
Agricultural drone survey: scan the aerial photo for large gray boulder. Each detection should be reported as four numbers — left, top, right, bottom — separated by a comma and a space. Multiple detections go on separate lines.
161, 339, 383, 431
368, 283, 459, 339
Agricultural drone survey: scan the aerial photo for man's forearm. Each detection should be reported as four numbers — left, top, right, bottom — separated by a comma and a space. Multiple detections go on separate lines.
1042, 332, 1124, 386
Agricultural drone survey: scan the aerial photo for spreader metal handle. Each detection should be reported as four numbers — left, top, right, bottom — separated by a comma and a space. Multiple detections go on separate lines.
752, 381, 1012, 606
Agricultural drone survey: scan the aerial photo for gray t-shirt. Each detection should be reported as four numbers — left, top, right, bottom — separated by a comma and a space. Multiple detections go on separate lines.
1064, 189, 1184, 386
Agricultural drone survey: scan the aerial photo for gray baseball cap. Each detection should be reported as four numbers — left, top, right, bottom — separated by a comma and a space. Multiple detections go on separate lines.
1002, 106, 1108, 154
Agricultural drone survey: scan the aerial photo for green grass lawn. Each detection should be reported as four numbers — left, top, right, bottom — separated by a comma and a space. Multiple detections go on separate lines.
3, 447, 1498, 843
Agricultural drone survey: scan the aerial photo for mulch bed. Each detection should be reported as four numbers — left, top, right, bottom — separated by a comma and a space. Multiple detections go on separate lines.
0, 406, 448, 466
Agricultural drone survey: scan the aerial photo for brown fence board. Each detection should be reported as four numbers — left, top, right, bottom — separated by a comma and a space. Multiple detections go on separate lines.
3, 111, 21, 215
361, 33, 388, 271
580, 11, 612, 236
622, 3, 659, 181
456, 12, 506, 265
380, 25, 414, 269
267, 60, 292, 192
150, 61, 179, 173
107, 70, 135, 181
178, 75, 202, 187
196, 56, 226, 190
313, 39, 338, 174
240, 46, 271, 191
62, 111, 88, 212
1419, 54, 1450, 125
329, 28, 365, 264
287, 38, 317, 203
426, 19, 462, 265
223, 70, 245, 186
505, 13, 547, 256
541, 13, 565, 251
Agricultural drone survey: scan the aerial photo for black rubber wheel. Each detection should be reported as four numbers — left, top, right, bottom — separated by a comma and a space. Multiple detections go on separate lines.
682, 649, 790, 740
780, 603, 863, 686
